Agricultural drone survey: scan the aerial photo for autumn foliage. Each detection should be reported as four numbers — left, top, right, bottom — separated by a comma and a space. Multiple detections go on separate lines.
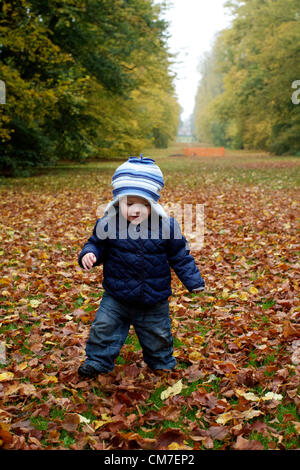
0, 0, 179, 175
0, 148, 299, 450
193, 0, 300, 155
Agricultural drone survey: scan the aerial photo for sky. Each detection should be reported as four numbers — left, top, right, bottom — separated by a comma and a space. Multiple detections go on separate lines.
159, 0, 233, 121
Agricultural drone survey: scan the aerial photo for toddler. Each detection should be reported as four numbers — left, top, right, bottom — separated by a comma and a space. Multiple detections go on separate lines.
78, 156, 205, 378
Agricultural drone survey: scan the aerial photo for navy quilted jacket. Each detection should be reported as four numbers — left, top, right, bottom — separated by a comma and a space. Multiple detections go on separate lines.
78, 209, 205, 306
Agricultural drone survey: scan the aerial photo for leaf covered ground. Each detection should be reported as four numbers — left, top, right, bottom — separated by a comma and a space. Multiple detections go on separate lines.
0, 146, 299, 450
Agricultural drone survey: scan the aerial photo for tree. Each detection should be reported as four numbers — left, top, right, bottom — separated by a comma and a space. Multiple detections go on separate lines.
0, 0, 179, 175
193, 0, 300, 154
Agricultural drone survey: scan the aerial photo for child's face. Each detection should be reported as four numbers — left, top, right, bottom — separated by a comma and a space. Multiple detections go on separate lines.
119, 195, 151, 224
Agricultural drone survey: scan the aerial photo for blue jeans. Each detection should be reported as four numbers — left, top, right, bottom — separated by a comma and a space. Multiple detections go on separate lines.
84, 291, 176, 373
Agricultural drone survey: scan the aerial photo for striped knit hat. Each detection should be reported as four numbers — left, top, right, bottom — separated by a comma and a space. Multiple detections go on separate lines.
104, 155, 168, 218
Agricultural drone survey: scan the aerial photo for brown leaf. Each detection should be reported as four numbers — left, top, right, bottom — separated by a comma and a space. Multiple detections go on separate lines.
119, 431, 156, 450
202, 436, 214, 449
283, 321, 300, 339
217, 362, 238, 374
0, 423, 13, 446
62, 413, 80, 432
157, 429, 186, 449
208, 425, 229, 440
184, 364, 204, 382
233, 435, 264, 450
124, 364, 140, 378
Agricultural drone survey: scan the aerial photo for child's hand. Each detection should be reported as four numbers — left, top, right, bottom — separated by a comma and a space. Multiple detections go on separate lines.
82, 252, 97, 270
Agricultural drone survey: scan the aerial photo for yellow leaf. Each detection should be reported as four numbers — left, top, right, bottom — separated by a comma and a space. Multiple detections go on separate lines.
29, 299, 41, 308
93, 413, 113, 430
168, 442, 186, 450
42, 375, 58, 384
249, 286, 259, 295
57, 261, 68, 267
193, 335, 204, 345
0, 372, 14, 382
188, 351, 203, 362
228, 293, 238, 299
160, 379, 183, 400
239, 292, 248, 301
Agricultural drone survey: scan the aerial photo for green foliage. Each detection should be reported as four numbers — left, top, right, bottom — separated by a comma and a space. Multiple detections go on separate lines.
193, 0, 300, 155
0, 0, 179, 175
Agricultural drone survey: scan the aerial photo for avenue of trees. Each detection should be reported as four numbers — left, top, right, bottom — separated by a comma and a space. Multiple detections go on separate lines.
193, 0, 300, 155
0, 0, 179, 175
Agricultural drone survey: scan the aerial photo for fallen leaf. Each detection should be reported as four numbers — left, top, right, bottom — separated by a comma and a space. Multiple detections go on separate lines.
239, 292, 249, 301
0, 342, 6, 364
160, 380, 183, 400
188, 351, 203, 362
0, 423, 13, 446
157, 429, 186, 449
262, 392, 283, 401
168, 441, 191, 450
29, 299, 41, 308
208, 425, 229, 440
233, 435, 264, 450
216, 408, 263, 425
283, 321, 300, 339
216, 411, 235, 425
19, 383, 36, 396
77, 414, 91, 424
39, 375, 58, 385
235, 389, 260, 402
0, 372, 14, 382
93, 414, 114, 430
62, 413, 80, 432
241, 409, 263, 420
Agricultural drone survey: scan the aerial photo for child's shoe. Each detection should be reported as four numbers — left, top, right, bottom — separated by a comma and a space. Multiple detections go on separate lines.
78, 364, 99, 378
